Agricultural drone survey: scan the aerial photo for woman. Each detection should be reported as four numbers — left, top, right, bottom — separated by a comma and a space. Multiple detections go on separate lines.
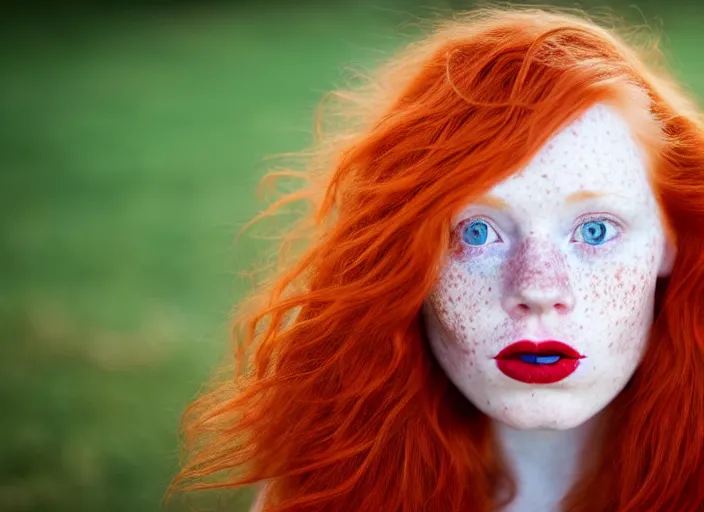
171, 7, 704, 511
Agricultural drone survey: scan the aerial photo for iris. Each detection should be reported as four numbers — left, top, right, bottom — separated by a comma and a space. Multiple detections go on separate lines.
581, 220, 607, 245
462, 220, 489, 246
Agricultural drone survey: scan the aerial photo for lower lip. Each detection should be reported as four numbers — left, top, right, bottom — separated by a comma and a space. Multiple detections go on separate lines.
494, 341, 584, 384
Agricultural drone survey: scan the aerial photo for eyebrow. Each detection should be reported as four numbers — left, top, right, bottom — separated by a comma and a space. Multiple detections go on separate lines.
564, 190, 608, 204
474, 190, 608, 209
474, 194, 510, 209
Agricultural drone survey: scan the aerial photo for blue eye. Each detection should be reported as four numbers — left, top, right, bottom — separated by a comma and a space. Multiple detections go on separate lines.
461, 220, 499, 246
575, 219, 620, 246
581, 221, 607, 245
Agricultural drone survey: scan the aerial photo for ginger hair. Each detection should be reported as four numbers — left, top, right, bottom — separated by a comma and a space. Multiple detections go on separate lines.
170, 7, 704, 511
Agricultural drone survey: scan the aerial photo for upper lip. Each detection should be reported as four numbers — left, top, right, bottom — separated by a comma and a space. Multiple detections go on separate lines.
494, 340, 584, 359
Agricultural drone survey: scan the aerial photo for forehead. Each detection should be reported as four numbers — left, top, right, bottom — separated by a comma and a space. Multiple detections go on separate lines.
489, 103, 654, 207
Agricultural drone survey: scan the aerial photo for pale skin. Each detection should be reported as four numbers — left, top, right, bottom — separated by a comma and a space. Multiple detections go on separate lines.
251, 486, 266, 512
250, 104, 675, 511
424, 103, 674, 511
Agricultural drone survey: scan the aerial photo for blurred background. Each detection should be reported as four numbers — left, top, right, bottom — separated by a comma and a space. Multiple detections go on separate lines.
1, 0, 701, 510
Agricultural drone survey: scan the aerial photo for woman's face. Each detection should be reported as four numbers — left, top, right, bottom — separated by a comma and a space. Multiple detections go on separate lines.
424, 104, 673, 430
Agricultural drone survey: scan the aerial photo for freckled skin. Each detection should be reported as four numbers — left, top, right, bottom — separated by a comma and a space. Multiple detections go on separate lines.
424, 104, 671, 430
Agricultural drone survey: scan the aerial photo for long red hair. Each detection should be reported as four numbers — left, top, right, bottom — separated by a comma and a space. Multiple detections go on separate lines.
170, 7, 704, 511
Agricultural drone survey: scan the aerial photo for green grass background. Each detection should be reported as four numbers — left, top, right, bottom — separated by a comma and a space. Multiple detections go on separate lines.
1, 1, 702, 511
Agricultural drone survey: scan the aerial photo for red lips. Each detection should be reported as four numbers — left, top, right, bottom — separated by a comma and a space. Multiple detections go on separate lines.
494, 340, 585, 384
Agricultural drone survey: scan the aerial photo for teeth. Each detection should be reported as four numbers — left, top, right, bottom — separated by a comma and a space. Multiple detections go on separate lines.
518, 354, 561, 365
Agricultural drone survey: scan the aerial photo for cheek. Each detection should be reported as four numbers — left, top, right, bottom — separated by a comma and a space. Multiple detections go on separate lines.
428, 260, 502, 355
572, 253, 658, 354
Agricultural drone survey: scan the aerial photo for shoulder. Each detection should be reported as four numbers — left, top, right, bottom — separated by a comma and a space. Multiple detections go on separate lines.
250, 482, 268, 512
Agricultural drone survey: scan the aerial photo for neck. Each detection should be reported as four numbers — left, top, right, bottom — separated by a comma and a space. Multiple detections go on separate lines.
494, 417, 600, 512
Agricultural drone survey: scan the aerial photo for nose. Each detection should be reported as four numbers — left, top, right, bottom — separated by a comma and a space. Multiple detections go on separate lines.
504, 283, 575, 316
501, 238, 575, 318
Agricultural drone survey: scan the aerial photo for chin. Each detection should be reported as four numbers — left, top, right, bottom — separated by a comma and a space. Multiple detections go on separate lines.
478, 395, 601, 431
497, 414, 584, 431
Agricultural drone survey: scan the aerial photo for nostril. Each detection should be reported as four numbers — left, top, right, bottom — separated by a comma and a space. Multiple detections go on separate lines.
554, 303, 569, 314
511, 301, 571, 315
505, 290, 575, 316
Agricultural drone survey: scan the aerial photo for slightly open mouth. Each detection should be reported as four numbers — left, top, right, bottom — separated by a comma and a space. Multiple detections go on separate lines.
494, 340, 584, 384
514, 354, 563, 365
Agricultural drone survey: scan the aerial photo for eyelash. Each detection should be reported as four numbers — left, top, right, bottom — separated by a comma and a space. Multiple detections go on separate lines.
456, 215, 623, 249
